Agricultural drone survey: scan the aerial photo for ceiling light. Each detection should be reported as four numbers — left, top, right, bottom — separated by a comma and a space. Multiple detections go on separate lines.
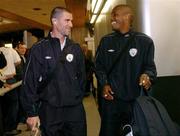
33, 8, 41, 11
96, 15, 104, 23
89, 0, 108, 24
5, 43, 12, 48
94, 0, 103, 14
91, 0, 97, 12
90, 15, 97, 24
101, 0, 111, 14
42, 13, 47, 16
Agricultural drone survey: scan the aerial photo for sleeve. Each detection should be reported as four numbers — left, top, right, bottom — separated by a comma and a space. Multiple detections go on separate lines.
95, 38, 108, 87
143, 40, 157, 83
12, 48, 21, 63
0, 51, 7, 69
77, 45, 86, 94
20, 47, 42, 117
0, 80, 4, 88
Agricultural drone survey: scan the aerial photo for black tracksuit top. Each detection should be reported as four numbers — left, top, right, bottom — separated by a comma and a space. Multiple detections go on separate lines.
21, 34, 86, 117
95, 31, 157, 101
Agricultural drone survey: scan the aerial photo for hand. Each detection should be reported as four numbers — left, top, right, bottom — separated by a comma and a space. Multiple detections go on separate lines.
26, 116, 40, 132
3, 83, 11, 88
102, 84, 114, 100
139, 74, 151, 90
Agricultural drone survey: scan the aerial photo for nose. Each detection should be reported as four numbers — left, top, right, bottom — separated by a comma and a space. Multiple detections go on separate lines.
69, 21, 73, 28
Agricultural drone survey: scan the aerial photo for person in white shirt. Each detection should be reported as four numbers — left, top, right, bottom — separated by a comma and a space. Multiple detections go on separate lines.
0, 46, 21, 79
0, 40, 21, 135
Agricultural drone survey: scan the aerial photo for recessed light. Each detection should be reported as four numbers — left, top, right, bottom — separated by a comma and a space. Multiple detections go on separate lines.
33, 8, 41, 11
42, 13, 47, 16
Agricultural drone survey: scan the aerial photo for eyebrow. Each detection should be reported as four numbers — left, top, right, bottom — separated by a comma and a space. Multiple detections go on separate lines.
65, 18, 72, 21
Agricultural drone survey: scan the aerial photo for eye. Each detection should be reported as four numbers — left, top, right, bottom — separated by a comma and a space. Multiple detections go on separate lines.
65, 19, 71, 22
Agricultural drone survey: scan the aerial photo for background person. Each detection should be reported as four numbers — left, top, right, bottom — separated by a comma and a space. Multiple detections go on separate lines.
0, 40, 21, 135
15, 41, 27, 81
0, 49, 8, 136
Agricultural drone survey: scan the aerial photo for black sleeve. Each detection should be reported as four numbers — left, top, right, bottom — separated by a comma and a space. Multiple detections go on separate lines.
95, 38, 108, 87
20, 47, 42, 117
77, 45, 86, 94
0, 51, 7, 69
143, 40, 157, 83
0, 80, 4, 88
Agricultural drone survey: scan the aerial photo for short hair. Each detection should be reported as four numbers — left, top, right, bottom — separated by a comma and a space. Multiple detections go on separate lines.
112, 4, 134, 25
50, 6, 71, 24
17, 41, 25, 47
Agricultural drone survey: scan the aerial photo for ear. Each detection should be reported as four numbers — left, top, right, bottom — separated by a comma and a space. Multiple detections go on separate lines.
52, 18, 57, 25
125, 14, 129, 20
123, 14, 131, 23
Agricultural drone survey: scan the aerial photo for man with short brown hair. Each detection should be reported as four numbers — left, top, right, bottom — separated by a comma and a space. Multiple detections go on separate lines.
21, 7, 87, 136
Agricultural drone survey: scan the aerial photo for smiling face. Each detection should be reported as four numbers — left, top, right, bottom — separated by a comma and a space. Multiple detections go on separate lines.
111, 5, 133, 32
17, 43, 27, 56
54, 11, 73, 36
52, 10, 73, 37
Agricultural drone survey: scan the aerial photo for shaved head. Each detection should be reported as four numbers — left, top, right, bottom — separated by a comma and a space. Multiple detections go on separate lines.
111, 4, 134, 25
50, 6, 71, 24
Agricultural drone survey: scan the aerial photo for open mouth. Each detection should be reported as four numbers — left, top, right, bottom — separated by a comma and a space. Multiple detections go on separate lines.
111, 21, 117, 25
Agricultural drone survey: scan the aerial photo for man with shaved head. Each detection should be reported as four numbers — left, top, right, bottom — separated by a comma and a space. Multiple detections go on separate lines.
95, 4, 157, 136
21, 7, 87, 136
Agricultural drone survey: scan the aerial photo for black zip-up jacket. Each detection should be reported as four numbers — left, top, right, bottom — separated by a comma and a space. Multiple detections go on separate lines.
21, 34, 86, 117
95, 31, 157, 101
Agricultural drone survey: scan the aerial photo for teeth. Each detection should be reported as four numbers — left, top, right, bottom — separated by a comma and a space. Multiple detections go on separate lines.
111, 21, 117, 25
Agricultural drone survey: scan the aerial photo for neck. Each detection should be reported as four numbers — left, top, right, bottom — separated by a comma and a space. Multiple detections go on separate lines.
51, 30, 65, 44
117, 21, 131, 33
119, 25, 131, 34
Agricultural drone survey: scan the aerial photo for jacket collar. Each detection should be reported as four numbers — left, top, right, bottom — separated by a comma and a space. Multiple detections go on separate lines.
47, 32, 71, 49
114, 29, 134, 37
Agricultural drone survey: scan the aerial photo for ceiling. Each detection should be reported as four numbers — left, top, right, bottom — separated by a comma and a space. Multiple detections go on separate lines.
0, 0, 88, 33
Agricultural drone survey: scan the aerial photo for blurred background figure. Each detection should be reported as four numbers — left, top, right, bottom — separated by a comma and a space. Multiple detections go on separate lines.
14, 42, 27, 125
0, 40, 22, 135
0, 50, 7, 70
0, 49, 8, 136
15, 42, 27, 81
82, 44, 94, 97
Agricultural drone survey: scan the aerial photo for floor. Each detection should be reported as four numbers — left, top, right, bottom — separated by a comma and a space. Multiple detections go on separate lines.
17, 94, 101, 136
